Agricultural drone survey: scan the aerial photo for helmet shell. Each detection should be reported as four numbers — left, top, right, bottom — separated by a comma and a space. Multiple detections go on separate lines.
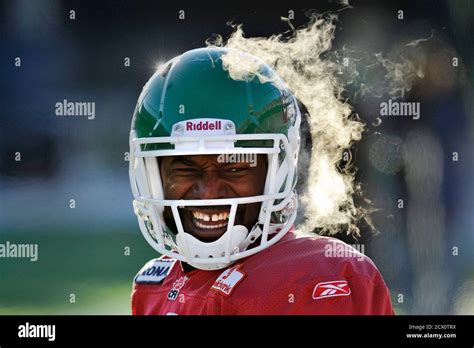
132, 47, 296, 149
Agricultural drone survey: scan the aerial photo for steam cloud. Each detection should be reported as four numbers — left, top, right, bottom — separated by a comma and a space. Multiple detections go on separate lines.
206, 14, 426, 236
333, 38, 428, 100
207, 15, 364, 235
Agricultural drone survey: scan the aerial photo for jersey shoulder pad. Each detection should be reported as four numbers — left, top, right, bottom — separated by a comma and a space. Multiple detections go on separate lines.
134, 257, 176, 285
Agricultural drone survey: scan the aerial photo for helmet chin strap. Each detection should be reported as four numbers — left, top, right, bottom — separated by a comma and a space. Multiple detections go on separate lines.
175, 223, 283, 270
176, 225, 248, 270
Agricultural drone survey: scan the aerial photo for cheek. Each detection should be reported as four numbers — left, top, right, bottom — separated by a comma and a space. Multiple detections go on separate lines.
162, 177, 192, 199
240, 184, 261, 196
237, 174, 267, 196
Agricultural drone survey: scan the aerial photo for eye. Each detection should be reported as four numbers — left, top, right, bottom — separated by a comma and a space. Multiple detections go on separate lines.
226, 167, 249, 173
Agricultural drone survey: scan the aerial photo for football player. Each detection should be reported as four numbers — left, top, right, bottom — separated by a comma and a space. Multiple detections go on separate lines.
129, 47, 394, 315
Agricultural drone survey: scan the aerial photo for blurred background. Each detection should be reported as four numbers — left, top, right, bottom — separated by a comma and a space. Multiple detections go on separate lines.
0, 0, 472, 314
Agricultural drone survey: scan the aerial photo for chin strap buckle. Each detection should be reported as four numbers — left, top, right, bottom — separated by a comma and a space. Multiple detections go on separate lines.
238, 224, 262, 251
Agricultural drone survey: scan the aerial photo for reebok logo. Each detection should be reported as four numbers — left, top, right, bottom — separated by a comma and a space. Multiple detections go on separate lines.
312, 280, 351, 300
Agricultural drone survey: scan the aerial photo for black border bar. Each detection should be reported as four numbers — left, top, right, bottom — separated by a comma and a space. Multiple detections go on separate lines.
0, 315, 473, 346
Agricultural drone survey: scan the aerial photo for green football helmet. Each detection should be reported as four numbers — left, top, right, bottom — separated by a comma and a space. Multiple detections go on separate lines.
129, 47, 301, 270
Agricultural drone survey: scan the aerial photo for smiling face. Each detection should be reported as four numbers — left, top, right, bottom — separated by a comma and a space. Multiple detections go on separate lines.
159, 154, 268, 242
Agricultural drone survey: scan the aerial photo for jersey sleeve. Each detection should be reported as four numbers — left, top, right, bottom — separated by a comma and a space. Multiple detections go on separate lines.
347, 272, 394, 315
131, 284, 142, 315
130, 258, 177, 315
291, 251, 394, 315
292, 273, 395, 315
235, 261, 394, 315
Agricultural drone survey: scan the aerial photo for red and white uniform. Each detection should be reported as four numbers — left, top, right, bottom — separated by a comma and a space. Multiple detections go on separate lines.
131, 231, 394, 315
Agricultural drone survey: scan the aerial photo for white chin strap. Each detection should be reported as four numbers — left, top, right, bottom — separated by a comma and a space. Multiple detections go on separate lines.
175, 225, 249, 270
174, 222, 282, 270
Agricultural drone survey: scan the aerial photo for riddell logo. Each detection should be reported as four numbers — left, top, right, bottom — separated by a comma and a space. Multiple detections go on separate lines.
186, 120, 221, 131
312, 280, 351, 300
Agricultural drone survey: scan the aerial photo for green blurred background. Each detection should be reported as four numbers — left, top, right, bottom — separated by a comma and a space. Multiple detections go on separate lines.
0, 227, 156, 314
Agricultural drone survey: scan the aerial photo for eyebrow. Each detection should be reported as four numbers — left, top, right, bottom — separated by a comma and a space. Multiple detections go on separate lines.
169, 156, 199, 167
168, 156, 255, 168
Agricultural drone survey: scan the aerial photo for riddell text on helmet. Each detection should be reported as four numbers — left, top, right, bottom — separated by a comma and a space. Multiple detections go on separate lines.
186, 120, 221, 131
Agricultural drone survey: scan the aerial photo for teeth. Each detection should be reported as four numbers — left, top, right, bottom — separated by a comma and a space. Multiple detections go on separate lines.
192, 211, 229, 222
194, 220, 228, 229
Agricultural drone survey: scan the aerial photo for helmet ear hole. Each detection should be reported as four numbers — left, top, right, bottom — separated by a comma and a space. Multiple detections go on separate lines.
282, 193, 297, 216
145, 217, 154, 232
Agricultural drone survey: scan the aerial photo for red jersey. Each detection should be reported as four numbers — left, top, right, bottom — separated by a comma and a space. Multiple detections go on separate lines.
131, 231, 394, 315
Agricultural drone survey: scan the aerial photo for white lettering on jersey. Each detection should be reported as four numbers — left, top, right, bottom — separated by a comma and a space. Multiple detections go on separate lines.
211, 265, 246, 296
134, 259, 176, 284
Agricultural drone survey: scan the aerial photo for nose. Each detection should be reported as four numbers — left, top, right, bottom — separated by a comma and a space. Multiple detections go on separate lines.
190, 171, 232, 199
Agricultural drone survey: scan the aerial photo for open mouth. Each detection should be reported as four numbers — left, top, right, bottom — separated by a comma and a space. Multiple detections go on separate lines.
189, 209, 230, 229
170, 204, 254, 243
173, 205, 243, 242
